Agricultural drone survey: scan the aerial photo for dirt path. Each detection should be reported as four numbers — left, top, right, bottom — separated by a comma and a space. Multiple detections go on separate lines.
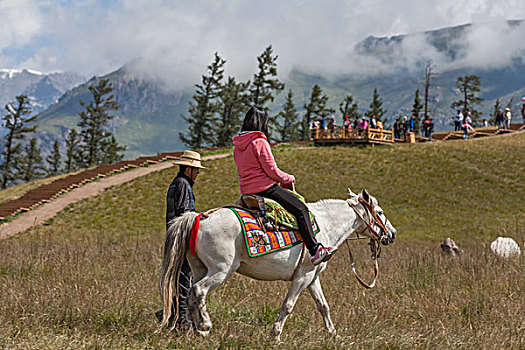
0, 153, 231, 241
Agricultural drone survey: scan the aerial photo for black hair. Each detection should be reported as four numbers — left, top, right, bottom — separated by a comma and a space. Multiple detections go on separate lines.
241, 105, 269, 140
178, 165, 189, 174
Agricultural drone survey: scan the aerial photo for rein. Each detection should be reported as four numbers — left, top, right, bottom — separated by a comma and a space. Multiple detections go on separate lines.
345, 198, 387, 289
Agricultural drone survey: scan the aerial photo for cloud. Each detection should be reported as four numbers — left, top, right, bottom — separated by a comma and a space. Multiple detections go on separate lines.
1, 0, 524, 88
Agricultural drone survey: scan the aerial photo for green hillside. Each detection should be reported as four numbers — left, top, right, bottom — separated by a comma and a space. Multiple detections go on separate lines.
35, 67, 192, 159
0, 133, 523, 348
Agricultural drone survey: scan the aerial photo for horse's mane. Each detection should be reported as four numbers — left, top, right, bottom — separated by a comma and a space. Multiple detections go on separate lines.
308, 198, 347, 209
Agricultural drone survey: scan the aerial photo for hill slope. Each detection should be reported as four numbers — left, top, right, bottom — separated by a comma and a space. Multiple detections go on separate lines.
35, 65, 191, 158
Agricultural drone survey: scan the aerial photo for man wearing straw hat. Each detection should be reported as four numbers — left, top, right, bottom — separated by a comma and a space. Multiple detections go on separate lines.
157, 150, 205, 329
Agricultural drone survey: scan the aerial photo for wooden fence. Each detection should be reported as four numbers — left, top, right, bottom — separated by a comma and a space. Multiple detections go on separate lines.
311, 126, 394, 145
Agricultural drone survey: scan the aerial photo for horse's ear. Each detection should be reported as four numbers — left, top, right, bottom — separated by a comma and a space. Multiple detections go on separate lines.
348, 188, 359, 205
361, 189, 371, 204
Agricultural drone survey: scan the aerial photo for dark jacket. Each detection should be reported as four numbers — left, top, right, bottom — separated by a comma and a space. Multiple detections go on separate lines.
166, 172, 195, 229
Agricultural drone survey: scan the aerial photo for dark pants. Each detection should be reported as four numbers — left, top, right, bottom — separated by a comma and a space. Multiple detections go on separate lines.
178, 258, 192, 323
256, 184, 319, 256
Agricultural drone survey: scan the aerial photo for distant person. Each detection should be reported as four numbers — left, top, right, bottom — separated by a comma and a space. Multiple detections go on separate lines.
233, 106, 333, 265
496, 109, 504, 129
422, 116, 430, 138
331, 115, 338, 137
464, 108, 472, 124
482, 119, 488, 127
522, 103, 525, 123
393, 118, 401, 139
327, 115, 336, 138
376, 120, 383, 130
370, 115, 377, 129
454, 110, 463, 131
427, 118, 434, 141
309, 120, 319, 139
358, 118, 368, 136
504, 108, 511, 130
343, 114, 351, 137
402, 116, 409, 139
317, 115, 326, 138
352, 117, 359, 130
408, 116, 414, 133
462, 119, 474, 139
463, 111, 472, 125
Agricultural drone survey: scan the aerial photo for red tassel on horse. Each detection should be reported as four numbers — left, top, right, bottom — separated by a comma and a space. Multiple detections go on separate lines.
190, 213, 203, 255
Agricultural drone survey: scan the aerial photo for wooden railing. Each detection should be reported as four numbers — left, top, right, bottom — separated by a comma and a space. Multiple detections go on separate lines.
366, 128, 394, 142
310, 126, 394, 143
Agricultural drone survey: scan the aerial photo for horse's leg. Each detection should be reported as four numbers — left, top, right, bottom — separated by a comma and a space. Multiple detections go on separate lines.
270, 272, 315, 340
307, 276, 336, 335
187, 262, 238, 336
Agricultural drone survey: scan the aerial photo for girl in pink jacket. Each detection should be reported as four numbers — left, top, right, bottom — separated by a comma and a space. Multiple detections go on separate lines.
232, 106, 333, 265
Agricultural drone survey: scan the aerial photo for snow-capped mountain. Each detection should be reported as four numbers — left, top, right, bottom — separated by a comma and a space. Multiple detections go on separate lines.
0, 69, 85, 114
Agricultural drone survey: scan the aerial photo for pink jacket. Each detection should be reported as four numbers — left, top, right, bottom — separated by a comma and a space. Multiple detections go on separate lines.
232, 131, 294, 194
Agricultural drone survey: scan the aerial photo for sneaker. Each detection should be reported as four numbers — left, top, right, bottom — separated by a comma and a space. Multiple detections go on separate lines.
310, 246, 334, 266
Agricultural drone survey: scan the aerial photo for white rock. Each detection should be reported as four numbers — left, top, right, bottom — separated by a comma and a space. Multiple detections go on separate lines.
490, 237, 521, 258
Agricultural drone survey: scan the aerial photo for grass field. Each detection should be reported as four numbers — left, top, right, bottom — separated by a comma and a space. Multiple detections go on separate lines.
0, 133, 524, 349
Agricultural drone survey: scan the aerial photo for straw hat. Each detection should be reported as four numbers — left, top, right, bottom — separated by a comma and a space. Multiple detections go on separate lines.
505, 108, 510, 111
173, 150, 205, 168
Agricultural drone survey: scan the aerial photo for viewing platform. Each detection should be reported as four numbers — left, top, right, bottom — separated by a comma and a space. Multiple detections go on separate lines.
311, 123, 525, 146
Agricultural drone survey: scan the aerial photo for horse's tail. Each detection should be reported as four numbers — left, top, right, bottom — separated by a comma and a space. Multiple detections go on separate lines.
159, 211, 199, 329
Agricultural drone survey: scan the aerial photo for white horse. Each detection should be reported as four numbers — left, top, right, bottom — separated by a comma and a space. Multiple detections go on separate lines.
159, 189, 396, 339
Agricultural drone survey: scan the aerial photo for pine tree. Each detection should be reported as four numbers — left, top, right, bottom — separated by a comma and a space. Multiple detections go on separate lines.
213, 77, 249, 147
65, 129, 82, 173
276, 89, 300, 142
99, 134, 126, 164
180, 53, 225, 149
411, 89, 424, 135
1, 95, 37, 189
339, 95, 360, 120
450, 75, 484, 125
46, 140, 61, 176
249, 45, 285, 110
365, 88, 387, 122
78, 78, 121, 167
16, 137, 45, 182
490, 98, 501, 125
301, 85, 334, 140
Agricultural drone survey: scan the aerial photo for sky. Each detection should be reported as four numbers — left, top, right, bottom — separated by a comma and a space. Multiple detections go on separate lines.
1, 0, 524, 89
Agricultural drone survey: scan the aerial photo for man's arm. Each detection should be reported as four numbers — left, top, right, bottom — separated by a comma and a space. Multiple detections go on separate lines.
166, 178, 192, 227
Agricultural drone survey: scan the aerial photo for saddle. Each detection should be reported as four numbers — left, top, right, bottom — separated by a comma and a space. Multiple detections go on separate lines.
235, 194, 276, 231
235, 193, 314, 232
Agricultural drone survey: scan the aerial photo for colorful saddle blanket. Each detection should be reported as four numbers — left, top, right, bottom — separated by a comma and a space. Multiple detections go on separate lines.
229, 208, 320, 257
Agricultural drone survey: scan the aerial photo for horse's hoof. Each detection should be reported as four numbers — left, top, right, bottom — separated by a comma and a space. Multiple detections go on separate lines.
270, 326, 281, 338
196, 329, 210, 337
271, 334, 282, 344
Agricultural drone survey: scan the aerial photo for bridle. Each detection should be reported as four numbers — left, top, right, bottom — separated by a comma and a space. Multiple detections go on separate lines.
349, 197, 389, 244
345, 197, 390, 289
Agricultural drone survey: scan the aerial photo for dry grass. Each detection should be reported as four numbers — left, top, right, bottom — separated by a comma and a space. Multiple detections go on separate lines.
0, 133, 524, 349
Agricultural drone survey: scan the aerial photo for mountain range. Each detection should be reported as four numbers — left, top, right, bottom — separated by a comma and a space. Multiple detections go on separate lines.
0, 69, 85, 114
2, 20, 525, 159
